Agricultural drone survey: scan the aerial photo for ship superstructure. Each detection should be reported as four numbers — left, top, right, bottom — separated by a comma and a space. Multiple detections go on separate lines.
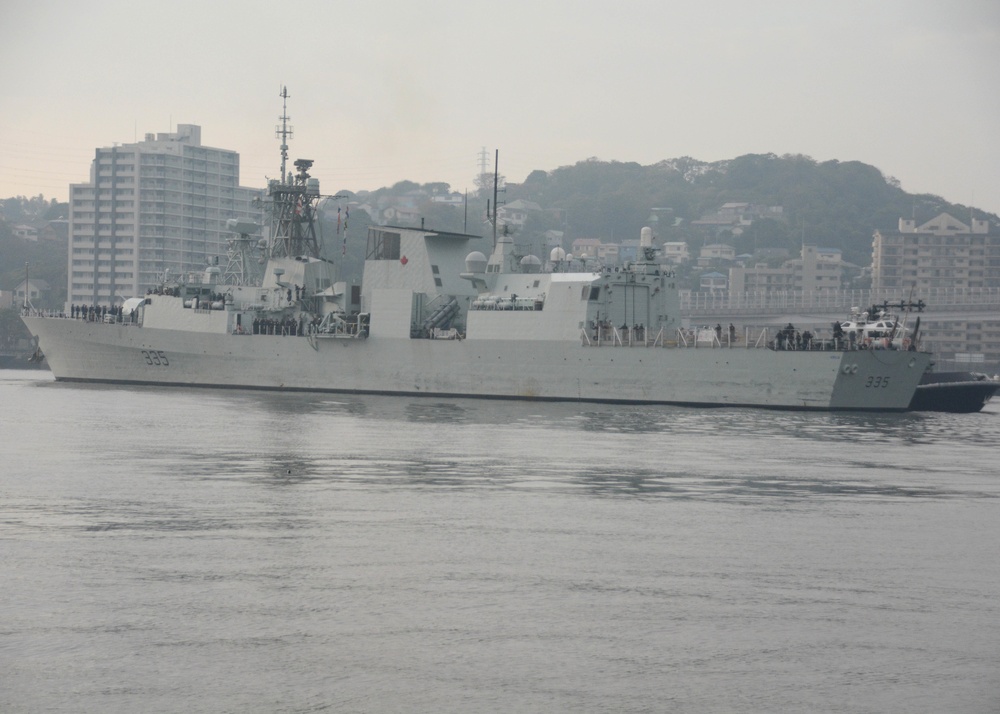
21, 94, 933, 411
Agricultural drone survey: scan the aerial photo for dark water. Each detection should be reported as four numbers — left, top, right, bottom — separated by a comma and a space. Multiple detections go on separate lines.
2, 370, 998, 713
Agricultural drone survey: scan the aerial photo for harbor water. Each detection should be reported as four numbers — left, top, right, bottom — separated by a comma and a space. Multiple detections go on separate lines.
2, 369, 998, 713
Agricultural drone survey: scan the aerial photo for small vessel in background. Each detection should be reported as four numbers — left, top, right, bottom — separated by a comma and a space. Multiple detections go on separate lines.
910, 370, 1000, 413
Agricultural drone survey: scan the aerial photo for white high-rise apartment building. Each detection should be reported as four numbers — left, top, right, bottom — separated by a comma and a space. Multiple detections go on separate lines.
67, 125, 263, 307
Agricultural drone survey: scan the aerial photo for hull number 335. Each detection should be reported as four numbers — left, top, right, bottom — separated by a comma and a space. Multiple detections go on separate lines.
141, 350, 169, 366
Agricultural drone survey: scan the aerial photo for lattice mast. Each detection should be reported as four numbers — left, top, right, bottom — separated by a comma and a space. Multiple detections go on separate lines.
267, 87, 322, 258
223, 224, 264, 286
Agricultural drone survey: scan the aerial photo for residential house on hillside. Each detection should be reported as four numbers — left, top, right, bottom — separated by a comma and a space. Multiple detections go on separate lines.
698, 243, 736, 265
497, 199, 541, 231
429, 191, 464, 207
543, 230, 564, 252
571, 238, 601, 259
597, 243, 619, 264
619, 239, 640, 263
13, 219, 68, 242
352, 202, 377, 222
15, 278, 49, 306
691, 202, 784, 236
700, 271, 728, 294
662, 241, 690, 264
381, 205, 422, 225
13, 224, 39, 241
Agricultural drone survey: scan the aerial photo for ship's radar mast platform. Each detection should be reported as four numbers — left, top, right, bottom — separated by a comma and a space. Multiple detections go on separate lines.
266, 87, 322, 259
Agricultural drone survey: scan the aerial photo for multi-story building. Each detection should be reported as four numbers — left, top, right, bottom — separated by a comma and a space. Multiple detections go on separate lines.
727, 263, 796, 293
872, 212, 1000, 367
662, 241, 690, 264
728, 245, 846, 293
796, 246, 844, 292
67, 125, 263, 307
871, 212, 997, 292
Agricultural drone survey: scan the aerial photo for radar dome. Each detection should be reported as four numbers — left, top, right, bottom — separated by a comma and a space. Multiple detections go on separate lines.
465, 251, 488, 273
520, 255, 542, 273
640, 226, 653, 247
550, 246, 566, 262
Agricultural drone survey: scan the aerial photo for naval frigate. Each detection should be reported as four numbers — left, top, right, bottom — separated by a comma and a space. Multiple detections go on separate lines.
21, 95, 932, 411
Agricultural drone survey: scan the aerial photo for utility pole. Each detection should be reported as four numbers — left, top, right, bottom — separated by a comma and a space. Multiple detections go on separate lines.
493, 150, 499, 249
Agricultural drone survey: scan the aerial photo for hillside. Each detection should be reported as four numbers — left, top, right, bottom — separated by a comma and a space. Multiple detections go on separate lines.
2, 153, 997, 302
0, 198, 68, 308
500, 153, 997, 267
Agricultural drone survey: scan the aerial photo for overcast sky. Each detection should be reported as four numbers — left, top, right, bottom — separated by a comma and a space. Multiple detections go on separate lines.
2, 0, 998, 215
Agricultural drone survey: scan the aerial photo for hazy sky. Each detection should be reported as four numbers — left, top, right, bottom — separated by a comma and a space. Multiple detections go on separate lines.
2, 0, 998, 214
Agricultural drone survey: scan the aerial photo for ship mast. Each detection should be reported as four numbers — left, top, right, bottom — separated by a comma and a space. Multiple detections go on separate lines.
267, 87, 322, 258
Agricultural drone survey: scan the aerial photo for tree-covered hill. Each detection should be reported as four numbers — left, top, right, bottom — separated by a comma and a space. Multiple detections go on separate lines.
2, 154, 996, 302
503, 153, 997, 266
0, 196, 68, 308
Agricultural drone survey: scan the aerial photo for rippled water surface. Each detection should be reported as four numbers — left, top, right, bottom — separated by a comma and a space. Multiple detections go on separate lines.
2, 370, 999, 713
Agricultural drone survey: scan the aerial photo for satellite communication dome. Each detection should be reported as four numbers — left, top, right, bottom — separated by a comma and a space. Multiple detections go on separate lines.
520, 255, 542, 273
550, 246, 567, 262
465, 251, 488, 273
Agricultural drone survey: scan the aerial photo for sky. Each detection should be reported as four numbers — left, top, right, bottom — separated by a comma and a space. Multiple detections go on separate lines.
1, 0, 998, 215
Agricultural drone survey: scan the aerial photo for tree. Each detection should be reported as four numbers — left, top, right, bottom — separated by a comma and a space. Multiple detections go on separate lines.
0, 307, 31, 350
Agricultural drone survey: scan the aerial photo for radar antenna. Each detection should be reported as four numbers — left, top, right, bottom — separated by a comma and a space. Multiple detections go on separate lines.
265, 88, 323, 258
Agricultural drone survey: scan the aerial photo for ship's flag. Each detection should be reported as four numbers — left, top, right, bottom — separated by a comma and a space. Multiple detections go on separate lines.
295, 196, 303, 216
344, 207, 349, 231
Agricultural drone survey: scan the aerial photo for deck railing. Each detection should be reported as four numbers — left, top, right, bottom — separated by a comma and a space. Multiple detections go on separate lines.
682, 287, 1000, 314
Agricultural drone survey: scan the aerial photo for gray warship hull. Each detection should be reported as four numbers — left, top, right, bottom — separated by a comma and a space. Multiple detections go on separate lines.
28, 99, 930, 412
24, 315, 929, 410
